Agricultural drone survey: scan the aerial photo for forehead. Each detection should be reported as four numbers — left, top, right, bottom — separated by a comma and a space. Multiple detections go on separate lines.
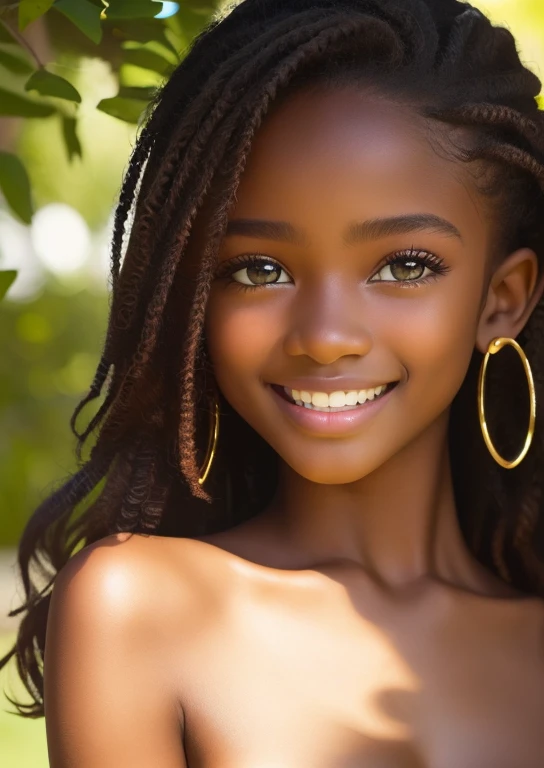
230, 86, 488, 249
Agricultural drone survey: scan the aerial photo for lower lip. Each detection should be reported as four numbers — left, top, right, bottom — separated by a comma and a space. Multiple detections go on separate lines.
267, 384, 398, 436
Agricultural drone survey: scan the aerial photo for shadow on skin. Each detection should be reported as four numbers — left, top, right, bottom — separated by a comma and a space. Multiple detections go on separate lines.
322, 688, 426, 767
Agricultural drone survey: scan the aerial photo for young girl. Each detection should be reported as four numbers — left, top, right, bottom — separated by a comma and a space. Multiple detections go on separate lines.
3, 0, 544, 765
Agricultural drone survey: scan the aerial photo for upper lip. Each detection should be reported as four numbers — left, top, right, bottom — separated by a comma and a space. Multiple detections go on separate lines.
270, 378, 398, 393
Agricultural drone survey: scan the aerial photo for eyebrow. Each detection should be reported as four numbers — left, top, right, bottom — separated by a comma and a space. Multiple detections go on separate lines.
225, 213, 463, 246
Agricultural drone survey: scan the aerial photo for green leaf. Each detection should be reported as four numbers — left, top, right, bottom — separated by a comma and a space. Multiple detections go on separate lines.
97, 95, 147, 123
0, 153, 34, 223
118, 85, 157, 100
0, 22, 19, 44
0, 271, 17, 301
109, 19, 178, 55
25, 68, 82, 103
19, 0, 56, 30
0, 49, 35, 75
122, 47, 173, 75
166, 5, 208, 47
103, 0, 165, 19
54, 0, 103, 44
0, 88, 56, 117
62, 116, 83, 161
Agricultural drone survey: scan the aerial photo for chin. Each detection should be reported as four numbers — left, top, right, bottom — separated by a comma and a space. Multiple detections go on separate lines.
280, 453, 377, 485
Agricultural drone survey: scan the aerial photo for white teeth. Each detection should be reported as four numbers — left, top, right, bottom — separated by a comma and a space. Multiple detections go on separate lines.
328, 391, 347, 407
311, 392, 329, 407
284, 384, 390, 408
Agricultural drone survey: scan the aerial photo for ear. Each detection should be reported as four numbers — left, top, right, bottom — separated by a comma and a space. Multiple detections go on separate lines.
475, 247, 544, 355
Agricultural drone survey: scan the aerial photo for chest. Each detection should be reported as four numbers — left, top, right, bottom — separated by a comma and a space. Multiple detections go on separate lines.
175, 587, 544, 767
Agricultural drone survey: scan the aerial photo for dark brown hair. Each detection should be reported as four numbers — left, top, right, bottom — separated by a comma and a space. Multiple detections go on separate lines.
2, 0, 544, 717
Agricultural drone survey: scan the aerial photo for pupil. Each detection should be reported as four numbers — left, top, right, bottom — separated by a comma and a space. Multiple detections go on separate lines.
248, 264, 280, 284
391, 260, 424, 280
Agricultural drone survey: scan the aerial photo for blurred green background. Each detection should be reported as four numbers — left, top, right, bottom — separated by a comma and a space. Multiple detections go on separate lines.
0, 0, 543, 766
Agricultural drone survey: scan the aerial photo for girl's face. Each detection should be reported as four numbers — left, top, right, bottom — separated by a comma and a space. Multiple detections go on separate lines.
204, 86, 494, 484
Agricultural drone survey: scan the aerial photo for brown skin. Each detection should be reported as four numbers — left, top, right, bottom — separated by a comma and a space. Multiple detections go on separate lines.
45, 87, 544, 767
204, 86, 542, 594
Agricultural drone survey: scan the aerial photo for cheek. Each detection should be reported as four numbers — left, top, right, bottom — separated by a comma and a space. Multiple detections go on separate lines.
204, 290, 281, 396
387, 277, 482, 408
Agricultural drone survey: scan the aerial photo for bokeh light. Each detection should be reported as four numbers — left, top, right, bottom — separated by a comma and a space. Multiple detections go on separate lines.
30, 204, 91, 275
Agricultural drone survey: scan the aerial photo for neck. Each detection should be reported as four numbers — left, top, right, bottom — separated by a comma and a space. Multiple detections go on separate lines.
253, 411, 514, 598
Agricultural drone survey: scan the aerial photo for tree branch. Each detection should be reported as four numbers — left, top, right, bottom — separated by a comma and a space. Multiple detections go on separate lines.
0, 18, 44, 69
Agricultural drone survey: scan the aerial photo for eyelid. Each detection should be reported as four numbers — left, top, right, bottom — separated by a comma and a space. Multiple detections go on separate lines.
215, 253, 293, 281
216, 247, 450, 286
368, 248, 449, 282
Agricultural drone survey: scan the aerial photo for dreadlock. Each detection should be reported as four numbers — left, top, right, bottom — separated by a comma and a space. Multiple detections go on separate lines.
2, 0, 544, 717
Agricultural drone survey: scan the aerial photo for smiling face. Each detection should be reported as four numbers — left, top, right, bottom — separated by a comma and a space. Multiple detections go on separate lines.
203, 86, 495, 485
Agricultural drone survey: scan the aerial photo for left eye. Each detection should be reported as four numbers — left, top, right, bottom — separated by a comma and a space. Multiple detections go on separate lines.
370, 258, 430, 282
231, 260, 291, 285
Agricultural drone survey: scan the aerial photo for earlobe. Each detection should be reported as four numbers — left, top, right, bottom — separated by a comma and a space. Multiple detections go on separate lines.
475, 247, 542, 355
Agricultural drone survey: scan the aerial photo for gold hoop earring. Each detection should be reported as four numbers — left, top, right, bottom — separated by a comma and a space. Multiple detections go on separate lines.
477, 337, 536, 469
198, 394, 220, 485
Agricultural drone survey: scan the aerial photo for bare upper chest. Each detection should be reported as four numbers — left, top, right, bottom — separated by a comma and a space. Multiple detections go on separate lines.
170, 553, 544, 768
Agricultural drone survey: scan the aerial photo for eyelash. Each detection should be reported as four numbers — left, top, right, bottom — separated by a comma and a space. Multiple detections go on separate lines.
215, 248, 451, 291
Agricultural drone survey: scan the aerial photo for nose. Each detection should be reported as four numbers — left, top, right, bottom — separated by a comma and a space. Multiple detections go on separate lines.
283, 278, 373, 364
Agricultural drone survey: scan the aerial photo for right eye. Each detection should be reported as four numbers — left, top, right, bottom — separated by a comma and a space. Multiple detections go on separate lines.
222, 255, 292, 286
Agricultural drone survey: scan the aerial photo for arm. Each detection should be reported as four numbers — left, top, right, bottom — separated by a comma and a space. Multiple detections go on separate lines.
44, 534, 188, 768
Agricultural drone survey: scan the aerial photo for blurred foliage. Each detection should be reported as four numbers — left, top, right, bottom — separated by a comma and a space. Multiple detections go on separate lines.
0, 631, 48, 766
0, 267, 16, 297
0, 0, 225, 293
0, 1, 226, 545
1, 276, 108, 544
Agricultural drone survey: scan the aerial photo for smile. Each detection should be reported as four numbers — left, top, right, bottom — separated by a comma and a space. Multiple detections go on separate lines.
267, 381, 400, 435
281, 383, 393, 411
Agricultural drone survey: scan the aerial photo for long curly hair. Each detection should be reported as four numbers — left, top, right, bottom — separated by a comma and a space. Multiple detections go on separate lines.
2, 0, 544, 718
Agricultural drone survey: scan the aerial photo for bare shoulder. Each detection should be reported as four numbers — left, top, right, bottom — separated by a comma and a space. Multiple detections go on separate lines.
45, 533, 212, 767
50, 532, 236, 644
54, 533, 206, 617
